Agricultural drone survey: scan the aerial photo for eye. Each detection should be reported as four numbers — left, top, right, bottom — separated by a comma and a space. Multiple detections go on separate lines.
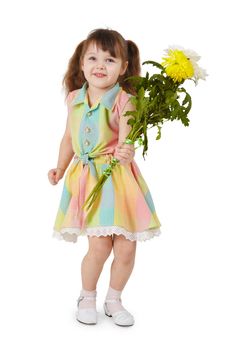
88, 56, 96, 60
106, 58, 115, 63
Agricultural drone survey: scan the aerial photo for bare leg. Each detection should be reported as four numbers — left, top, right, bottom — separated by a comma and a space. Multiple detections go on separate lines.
81, 235, 113, 290
78, 235, 113, 311
105, 234, 137, 314
110, 234, 137, 290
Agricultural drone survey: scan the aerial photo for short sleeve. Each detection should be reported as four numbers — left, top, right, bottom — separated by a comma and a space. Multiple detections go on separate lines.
115, 90, 133, 119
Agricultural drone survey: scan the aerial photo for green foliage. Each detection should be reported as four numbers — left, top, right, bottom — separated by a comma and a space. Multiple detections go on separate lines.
124, 60, 193, 158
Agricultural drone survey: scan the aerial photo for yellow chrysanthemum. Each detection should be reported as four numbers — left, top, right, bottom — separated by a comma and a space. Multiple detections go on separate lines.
161, 49, 194, 83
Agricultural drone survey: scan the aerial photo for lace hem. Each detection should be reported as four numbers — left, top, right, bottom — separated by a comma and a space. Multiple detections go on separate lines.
52, 225, 162, 243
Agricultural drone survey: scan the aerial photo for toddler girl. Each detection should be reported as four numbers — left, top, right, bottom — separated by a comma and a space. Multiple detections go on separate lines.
48, 28, 161, 326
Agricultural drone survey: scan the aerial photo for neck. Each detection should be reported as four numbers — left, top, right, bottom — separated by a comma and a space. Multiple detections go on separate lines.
86, 82, 117, 107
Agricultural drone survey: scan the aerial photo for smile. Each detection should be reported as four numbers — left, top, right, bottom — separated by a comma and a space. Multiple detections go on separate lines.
94, 73, 106, 78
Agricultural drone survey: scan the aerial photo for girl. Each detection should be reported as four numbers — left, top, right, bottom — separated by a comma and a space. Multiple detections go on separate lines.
48, 28, 161, 327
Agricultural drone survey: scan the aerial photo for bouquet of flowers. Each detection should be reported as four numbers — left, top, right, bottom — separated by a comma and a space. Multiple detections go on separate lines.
81, 46, 207, 211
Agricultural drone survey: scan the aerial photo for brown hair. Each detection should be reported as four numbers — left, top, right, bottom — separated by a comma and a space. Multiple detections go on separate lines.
62, 28, 141, 99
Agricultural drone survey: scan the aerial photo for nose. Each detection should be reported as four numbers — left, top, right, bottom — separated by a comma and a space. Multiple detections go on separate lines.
96, 60, 105, 69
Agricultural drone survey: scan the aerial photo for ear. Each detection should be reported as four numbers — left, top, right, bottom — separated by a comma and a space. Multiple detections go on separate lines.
120, 61, 128, 76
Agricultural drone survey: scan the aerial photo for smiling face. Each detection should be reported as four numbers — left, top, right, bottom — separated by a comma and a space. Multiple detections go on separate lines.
81, 41, 128, 92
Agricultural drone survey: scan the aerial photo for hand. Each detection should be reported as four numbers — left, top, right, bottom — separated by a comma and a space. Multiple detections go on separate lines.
113, 142, 135, 165
47, 167, 65, 185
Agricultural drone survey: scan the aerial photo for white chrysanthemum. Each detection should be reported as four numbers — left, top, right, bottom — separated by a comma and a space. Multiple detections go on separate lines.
164, 45, 184, 54
182, 49, 201, 62
190, 60, 208, 82
182, 49, 208, 83
164, 46, 208, 84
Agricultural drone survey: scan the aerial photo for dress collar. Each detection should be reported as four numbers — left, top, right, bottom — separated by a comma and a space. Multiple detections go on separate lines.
71, 81, 122, 110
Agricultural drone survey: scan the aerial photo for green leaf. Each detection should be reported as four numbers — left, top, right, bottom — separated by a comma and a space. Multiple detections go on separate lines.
127, 118, 136, 126
180, 113, 190, 126
142, 60, 165, 71
156, 125, 161, 140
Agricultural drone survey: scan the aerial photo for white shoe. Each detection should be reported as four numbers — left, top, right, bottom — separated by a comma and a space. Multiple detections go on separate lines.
103, 298, 135, 326
76, 295, 97, 325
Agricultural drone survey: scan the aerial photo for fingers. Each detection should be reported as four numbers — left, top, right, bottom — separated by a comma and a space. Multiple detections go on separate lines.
114, 144, 135, 164
48, 170, 58, 185
116, 145, 135, 159
117, 143, 134, 151
116, 144, 135, 154
48, 168, 64, 185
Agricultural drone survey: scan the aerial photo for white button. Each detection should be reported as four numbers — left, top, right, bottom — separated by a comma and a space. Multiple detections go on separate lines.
84, 140, 90, 146
87, 111, 92, 117
85, 127, 91, 133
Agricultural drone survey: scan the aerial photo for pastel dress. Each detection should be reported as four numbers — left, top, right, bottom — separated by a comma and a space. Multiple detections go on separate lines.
53, 81, 162, 243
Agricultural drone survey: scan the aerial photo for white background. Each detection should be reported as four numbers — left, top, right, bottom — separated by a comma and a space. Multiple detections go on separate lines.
0, 0, 239, 349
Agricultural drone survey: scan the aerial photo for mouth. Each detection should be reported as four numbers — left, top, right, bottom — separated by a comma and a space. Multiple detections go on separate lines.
94, 73, 106, 78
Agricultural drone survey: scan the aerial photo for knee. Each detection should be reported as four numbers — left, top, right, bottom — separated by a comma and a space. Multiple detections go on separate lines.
114, 245, 136, 265
88, 237, 113, 263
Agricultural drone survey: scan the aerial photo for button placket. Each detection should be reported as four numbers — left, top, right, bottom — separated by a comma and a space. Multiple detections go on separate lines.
85, 126, 91, 133
82, 106, 96, 152
84, 139, 91, 146
84, 114, 91, 147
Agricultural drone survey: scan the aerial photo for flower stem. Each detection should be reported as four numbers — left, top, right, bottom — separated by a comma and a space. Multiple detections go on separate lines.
81, 157, 119, 211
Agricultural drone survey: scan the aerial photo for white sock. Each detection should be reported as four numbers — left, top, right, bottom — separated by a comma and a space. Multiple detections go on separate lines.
105, 286, 126, 314
78, 288, 97, 309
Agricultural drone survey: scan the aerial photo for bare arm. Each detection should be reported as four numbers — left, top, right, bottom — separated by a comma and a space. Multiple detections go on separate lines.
118, 99, 136, 144
56, 95, 75, 172
56, 136, 74, 172
114, 99, 136, 164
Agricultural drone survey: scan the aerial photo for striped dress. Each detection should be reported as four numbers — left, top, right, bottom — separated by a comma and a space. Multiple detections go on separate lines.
53, 81, 162, 243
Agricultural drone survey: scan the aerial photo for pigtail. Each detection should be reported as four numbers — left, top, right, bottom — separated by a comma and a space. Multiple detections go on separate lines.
119, 40, 141, 96
62, 40, 86, 101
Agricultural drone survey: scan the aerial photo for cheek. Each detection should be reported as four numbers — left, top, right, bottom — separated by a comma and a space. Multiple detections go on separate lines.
82, 59, 93, 68
109, 66, 122, 76
83, 64, 93, 73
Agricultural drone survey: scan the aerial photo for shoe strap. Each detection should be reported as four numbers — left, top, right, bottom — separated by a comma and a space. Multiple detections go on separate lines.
105, 297, 122, 303
77, 295, 96, 306
78, 296, 96, 301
